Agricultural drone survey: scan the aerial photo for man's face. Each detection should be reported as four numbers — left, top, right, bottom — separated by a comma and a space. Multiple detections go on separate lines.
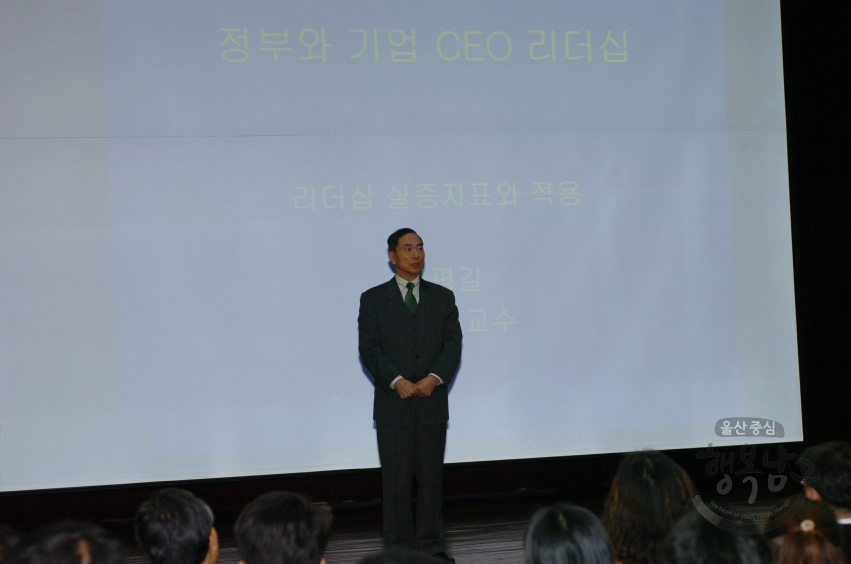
389, 232, 425, 281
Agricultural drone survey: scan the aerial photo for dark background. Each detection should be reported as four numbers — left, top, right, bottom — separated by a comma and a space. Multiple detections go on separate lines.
1, 0, 849, 534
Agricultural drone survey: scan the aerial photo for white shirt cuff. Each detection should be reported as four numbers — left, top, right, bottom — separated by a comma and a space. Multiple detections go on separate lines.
391, 374, 442, 388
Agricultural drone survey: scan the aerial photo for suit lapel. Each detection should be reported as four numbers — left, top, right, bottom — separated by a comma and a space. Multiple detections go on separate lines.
416, 280, 437, 329
384, 278, 416, 351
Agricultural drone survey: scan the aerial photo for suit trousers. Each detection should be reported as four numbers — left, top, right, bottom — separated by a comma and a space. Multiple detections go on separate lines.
376, 418, 447, 554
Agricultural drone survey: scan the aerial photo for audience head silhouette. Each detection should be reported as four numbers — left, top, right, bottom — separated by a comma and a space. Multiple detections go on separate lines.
525, 503, 614, 564
603, 450, 696, 564
234, 492, 332, 564
665, 511, 771, 564
765, 498, 841, 545
7, 521, 126, 564
135, 488, 218, 564
767, 499, 844, 564
799, 441, 851, 512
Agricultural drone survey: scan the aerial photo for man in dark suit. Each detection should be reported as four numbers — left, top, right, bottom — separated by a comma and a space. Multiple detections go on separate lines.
358, 228, 463, 562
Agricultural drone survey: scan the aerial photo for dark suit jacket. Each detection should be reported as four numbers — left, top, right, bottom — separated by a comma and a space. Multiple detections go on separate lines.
359, 278, 463, 425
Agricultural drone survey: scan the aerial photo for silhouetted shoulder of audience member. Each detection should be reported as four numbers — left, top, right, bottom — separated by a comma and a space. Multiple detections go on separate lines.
525, 503, 614, 564
664, 512, 771, 564
800, 441, 851, 512
234, 491, 332, 564
359, 548, 443, 564
602, 450, 696, 564
799, 441, 851, 563
0, 525, 22, 564
7, 521, 126, 564
768, 501, 844, 564
135, 488, 218, 564
764, 499, 841, 545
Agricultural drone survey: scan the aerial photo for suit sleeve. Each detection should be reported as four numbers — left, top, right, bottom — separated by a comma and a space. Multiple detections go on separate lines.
427, 290, 463, 388
358, 291, 402, 390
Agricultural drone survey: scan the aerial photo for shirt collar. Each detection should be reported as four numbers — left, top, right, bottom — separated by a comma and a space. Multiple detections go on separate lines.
395, 274, 420, 291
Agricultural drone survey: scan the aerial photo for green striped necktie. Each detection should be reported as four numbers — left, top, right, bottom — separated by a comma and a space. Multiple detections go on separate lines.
405, 282, 417, 313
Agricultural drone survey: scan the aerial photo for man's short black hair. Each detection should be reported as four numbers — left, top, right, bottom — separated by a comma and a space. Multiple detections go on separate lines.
664, 512, 771, 564
387, 228, 419, 253
135, 488, 214, 564
800, 441, 851, 510
234, 492, 332, 564
7, 521, 126, 564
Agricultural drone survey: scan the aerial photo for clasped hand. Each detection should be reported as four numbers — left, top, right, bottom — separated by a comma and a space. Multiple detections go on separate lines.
394, 375, 438, 399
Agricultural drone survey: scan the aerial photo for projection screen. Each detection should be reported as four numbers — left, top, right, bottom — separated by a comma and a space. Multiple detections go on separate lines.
0, 0, 801, 492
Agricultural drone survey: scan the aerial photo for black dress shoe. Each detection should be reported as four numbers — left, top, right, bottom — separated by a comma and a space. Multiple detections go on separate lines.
432, 553, 455, 563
